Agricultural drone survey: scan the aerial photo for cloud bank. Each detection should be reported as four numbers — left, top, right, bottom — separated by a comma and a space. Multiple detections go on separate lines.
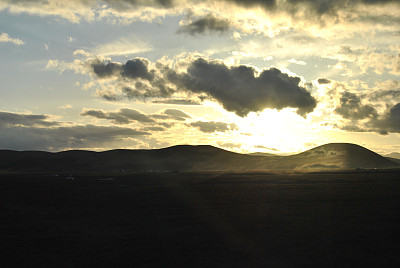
332, 90, 400, 135
334, 91, 378, 120
0, 110, 241, 150
2, 0, 399, 28
0, 111, 58, 127
0, 111, 150, 151
88, 57, 317, 117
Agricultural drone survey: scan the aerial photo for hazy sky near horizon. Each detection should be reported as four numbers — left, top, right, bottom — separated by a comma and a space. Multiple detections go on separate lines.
1, 0, 400, 154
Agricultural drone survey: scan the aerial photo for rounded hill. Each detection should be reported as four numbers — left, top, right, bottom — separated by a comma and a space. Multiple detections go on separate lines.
291, 143, 398, 170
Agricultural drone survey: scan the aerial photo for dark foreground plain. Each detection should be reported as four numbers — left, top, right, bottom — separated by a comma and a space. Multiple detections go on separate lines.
1, 171, 400, 267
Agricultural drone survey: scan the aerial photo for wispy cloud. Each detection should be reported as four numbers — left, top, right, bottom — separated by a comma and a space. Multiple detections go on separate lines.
288, 58, 306, 65
58, 104, 72, 109
0, 33, 24, 45
91, 37, 152, 57
81, 107, 191, 125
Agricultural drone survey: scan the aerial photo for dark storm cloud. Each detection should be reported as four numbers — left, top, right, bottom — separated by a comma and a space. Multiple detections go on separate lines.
122, 59, 155, 81
90, 58, 153, 81
90, 57, 316, 117
122, 80, 175, 99
167, 58, 317, 117
372, 103, 400, 134
81, 108, 155, 124
334, 91, 378, 120
177, 14, 230, 35
342, 103, 400, 135
91, 60, 122, 78
0, 111, 59, 127
286, 0, 399, 15
189, 121, 238, 133
332, 90, 400, 134
317, 78, 331, 84
149, 79, 175, 96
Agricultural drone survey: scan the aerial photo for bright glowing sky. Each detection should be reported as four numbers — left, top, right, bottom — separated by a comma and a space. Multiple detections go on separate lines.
1, 0, 400, 154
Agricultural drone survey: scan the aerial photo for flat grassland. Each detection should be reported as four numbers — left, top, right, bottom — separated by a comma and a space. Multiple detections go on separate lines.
1, 170, 400, 267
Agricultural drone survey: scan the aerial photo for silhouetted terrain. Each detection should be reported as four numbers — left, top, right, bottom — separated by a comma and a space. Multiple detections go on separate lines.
286, 143, 398, 170
1, 171, 400, 267
0, 143, 398, 174
2, 143, 400, 267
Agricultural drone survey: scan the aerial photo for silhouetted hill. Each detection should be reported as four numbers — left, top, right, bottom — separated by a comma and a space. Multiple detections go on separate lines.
286, 143, 399, 170
0, 143, 398, 174
387, 157, 400, 165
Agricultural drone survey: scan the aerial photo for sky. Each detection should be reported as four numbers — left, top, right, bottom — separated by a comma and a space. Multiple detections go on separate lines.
1, 0, 400, 155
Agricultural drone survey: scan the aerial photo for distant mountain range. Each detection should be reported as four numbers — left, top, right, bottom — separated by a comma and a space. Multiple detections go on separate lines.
0, 143, 399, 174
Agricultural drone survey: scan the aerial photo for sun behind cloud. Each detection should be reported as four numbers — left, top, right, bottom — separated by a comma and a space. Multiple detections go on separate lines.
0, 0, 399, 154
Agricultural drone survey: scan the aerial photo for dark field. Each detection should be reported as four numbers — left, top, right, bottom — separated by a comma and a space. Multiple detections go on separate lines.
1, 171, 400, 267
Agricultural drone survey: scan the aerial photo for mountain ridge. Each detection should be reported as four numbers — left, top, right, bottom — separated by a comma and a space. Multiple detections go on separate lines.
0, 143, 398, 174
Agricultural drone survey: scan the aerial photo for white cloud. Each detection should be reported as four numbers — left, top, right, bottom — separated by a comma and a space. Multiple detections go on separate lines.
288, 58, 307, 65
0, 32, 24, 45
232, 31, 241, 40
73, 49, 92, 57
45, 59, 87, 74
91, 37, 152, 57
58, 104, 72, 109
1, 0, 96, 23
